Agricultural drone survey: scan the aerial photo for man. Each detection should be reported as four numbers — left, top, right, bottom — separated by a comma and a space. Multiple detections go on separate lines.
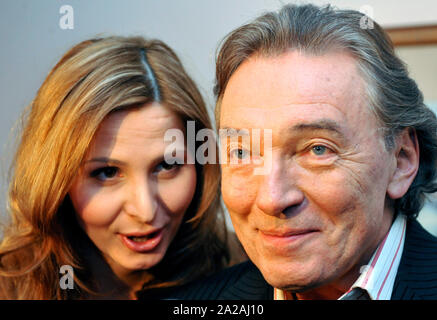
138, 4, 437, 300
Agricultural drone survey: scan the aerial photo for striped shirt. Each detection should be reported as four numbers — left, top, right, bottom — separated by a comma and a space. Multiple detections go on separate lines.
274, 214, 407, 300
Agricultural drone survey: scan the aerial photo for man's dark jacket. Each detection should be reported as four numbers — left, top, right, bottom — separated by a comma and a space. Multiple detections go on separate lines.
137, 219, 437, 300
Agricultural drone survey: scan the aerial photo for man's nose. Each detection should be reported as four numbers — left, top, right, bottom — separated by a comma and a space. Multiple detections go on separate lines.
255, 158, 305, 217
124, 177, 158, 223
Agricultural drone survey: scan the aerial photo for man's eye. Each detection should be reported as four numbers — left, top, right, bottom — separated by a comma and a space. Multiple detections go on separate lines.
311, 145, 328, 156
230, 148, 249, 160
90, 166, 119, 181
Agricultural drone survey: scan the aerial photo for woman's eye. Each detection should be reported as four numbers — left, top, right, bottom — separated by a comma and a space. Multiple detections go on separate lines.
155, 161, 181, 173
90, 166, 119, 181
311, 145, 328, 156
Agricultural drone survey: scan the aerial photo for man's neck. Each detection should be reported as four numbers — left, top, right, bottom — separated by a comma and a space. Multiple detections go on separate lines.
293, 264, 362, 300
84, 244, 152, 299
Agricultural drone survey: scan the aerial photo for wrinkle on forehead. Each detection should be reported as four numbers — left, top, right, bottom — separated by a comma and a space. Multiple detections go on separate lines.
220, 50, 367, 123
220, 103, 346, 128
219, 50, 381, 146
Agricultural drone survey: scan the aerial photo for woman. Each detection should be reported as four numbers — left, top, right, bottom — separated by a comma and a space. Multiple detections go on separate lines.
0, 36, 233, 299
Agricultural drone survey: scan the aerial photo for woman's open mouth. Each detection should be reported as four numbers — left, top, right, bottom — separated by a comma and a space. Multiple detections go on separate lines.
120, 229, 164, 253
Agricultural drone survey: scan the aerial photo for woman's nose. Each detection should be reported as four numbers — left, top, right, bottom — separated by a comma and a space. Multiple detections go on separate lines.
124, 177, 158, 223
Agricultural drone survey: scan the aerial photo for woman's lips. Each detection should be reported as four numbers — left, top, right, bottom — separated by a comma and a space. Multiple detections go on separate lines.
120, 228, 164, 253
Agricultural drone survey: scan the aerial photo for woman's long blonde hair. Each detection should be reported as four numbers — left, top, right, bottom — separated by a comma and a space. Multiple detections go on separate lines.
0, 36, 228, 299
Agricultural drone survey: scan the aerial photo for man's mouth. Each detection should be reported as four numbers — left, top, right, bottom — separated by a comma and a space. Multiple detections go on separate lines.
258, 227, 319, 250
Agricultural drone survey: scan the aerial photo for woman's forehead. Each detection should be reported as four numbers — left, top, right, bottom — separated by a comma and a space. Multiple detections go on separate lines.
89, 103, 185, 153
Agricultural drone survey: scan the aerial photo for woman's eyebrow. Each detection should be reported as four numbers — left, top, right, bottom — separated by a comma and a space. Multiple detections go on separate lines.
84, 157, 126, 165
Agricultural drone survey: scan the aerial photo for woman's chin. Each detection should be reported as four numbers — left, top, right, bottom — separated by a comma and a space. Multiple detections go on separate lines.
123, 250, 167, 272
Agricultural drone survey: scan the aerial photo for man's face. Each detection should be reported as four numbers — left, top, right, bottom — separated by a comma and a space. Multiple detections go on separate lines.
219, 50, 396, 293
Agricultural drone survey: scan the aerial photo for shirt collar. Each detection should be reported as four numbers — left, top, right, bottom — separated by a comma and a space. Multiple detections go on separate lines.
340, 214, 407, 300
274, 214, 407, 300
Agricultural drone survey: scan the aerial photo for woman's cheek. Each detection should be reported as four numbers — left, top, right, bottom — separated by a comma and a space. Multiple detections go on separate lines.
70, 183, 123, 227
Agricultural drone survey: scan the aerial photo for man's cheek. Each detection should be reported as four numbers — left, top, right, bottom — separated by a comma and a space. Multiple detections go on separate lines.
222, 169, 258, 215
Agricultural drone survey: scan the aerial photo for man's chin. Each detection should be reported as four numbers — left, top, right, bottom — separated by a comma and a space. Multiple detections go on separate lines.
264, 276, 311, 292
257, 262, 321, 291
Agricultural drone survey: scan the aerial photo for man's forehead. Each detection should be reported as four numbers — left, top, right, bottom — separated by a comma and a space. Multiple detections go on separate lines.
220, 103, 346, 129
220, 50, 366, 125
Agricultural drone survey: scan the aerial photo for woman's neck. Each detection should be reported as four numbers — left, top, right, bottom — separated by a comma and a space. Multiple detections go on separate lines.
82, 244, 152, 299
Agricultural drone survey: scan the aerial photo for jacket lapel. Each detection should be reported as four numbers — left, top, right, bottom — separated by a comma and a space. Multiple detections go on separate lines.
391, 219, 437, 300
218, 261, 272, 299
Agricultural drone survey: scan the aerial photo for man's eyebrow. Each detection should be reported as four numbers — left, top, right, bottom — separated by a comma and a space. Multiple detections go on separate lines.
220, 120, 344, 137
219, 127, 251, 138
290, 119, 345, 138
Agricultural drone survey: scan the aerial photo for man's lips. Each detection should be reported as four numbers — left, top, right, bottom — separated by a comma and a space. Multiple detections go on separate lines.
258, 228, 319, 247
259, 228, 318, 237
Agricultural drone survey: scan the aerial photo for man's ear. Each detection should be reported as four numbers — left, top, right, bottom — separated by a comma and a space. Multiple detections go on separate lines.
387, 128, 420, 200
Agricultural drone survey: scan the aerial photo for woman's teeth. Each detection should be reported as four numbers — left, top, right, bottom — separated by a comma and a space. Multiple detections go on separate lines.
129, 235, 150, 242
129, 231, 160, 242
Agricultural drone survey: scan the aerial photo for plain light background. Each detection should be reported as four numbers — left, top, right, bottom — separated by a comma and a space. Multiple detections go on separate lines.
1, 0, 436, 234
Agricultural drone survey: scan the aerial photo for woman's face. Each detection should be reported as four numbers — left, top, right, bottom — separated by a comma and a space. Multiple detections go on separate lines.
69, 103, 196, 279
